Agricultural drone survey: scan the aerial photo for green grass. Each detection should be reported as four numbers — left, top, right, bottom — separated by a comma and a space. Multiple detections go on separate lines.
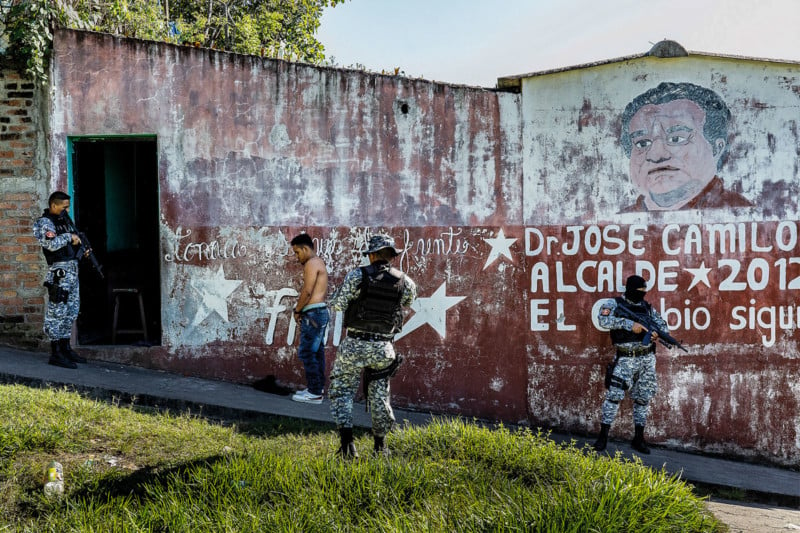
0, 384, 723, 532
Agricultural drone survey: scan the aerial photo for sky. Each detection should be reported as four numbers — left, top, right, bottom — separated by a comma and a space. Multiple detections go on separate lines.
318, 0, 800, 87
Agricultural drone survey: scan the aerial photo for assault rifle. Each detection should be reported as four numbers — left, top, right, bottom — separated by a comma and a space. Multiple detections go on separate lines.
614, 305, 688, 352
64, 214, 105, 280
76, 231, 105, 280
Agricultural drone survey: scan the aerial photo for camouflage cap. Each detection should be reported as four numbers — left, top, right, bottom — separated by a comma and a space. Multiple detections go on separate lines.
362, 234, 402, 256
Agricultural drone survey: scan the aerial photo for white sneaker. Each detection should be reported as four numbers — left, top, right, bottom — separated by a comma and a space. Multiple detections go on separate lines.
291, 389, 323, 404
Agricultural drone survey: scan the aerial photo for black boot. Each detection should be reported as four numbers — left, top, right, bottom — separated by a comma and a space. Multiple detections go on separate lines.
48, 341, 77, 369
337, 427, 358, 460
593, 423, 610, 452
631, 425, 651, 454
60, 339, 87, 363
373, 434, 389, 457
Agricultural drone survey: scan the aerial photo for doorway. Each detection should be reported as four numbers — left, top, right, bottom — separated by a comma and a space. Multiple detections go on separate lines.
70, 137, 161, 345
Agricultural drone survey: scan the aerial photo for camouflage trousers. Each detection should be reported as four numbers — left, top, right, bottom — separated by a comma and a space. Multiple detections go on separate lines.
329, 336, 396, 437
600, 353, 657, 426
43, 261, 80, 341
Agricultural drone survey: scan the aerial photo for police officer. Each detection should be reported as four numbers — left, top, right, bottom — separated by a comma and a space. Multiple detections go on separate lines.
593, 274, 666, 454
33, 191, 87, 369
328, 235, 416, 458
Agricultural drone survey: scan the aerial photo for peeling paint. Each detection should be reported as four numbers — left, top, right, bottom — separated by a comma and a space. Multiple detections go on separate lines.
47, 30, 800, 466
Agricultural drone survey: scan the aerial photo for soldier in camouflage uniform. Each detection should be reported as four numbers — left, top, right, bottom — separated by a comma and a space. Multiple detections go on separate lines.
328, 235, 416, 458
33, 191, 87, 369
593, 274, 666, 454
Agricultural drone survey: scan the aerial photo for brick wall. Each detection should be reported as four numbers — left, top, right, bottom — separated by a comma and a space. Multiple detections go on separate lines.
0, 66, 48, 349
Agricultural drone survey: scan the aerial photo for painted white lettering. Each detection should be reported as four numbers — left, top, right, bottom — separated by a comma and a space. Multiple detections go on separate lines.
576, 260, 597, 292
750, 222, 773, 253
164, 226, 246, 263
718, 259, 747, 291
629, 224, 647, 257
555, 262, 577, 293
597, 261, 615, 293
525, 227, 545, 256
775, 258, 800, 290
530, 262, 550, 293
562, 226, 582, 256
708, 224, 739, 254
263, 288, 298, 344
747, 258, 770, 291
585, 226, 602, 255
555, 299, 576, 331
530, 299, 549, 331
730, 306, 747, 330
658, 298, 711, 332
602, 225, 626, 255
727, 299, 800, 347
685, 225, 702, 255
635, 261, 656, 288
776, 221, 798, 252
657, 261, 679, 291
662, 224, 681, 256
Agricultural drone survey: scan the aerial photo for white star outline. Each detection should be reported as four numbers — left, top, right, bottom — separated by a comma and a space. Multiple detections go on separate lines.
394, 282, 465, 341
483, 228, 517, 270
188, 265, 243, 328
684, 262, 712, 291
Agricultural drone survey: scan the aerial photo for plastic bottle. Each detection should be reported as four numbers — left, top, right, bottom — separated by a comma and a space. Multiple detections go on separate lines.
44, 461, 64, 496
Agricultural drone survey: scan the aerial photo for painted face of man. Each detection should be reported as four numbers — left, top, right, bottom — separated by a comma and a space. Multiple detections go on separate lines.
628, 99, 724, 210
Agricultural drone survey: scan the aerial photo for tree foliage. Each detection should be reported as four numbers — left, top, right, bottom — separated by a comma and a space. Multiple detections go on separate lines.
0, 0, 344, 84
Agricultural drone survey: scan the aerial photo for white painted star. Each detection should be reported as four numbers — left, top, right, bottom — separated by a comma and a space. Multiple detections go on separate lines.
483, 228, 517, 270
188, 265, 243, 327
395, 282, 465, 340
685, 262, 712, 291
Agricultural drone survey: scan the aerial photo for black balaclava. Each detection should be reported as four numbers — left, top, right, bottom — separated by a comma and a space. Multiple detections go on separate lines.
624, 275, 647, 303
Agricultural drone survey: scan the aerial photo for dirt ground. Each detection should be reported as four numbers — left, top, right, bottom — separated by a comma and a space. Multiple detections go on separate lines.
706, 499, 800, 532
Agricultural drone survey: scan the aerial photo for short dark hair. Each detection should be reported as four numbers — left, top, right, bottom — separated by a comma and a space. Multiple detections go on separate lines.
290, 233, 314, 249
48, 191, 70, 205
620, 82, 731, 170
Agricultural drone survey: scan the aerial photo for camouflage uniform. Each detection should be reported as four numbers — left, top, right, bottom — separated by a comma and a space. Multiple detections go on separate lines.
598, 297, 665, 427
33, 213, 81, 341
329, 264, 416, 437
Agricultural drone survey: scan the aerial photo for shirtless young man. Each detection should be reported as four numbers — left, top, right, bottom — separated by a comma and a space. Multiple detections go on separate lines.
289, 234, 330, 404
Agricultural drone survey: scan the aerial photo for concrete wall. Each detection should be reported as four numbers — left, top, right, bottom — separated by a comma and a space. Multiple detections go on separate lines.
0, 64, 49, 348
520, 57, 800, 464
35, 30, 800, 465
49, 30, 529, 423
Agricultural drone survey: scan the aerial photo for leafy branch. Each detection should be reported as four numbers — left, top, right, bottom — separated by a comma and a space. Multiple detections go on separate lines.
1, 0, 345, 85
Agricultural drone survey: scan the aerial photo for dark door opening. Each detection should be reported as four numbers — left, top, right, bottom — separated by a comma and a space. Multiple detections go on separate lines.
71, 138, 161, 346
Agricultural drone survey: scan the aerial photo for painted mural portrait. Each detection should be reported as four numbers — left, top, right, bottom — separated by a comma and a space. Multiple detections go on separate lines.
619, 82, 753, 212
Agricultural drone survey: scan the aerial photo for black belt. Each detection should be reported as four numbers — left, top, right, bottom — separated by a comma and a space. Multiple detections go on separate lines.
348, 331, 394, 342
617, 346, 654, 357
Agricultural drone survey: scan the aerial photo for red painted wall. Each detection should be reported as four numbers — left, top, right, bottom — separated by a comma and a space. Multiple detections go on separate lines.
46, 30, 799, 466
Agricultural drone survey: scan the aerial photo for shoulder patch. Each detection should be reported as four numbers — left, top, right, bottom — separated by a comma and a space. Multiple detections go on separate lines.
45, 231, 56, 239
601, 308, 611, 316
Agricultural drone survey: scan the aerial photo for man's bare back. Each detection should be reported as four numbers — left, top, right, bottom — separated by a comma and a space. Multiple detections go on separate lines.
301, 255, 328, 307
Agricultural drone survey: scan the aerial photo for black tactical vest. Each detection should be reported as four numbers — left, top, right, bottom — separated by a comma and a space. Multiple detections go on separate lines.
344, 262, 406, 335
40, 210, 79, 265
609, 297, 651, 345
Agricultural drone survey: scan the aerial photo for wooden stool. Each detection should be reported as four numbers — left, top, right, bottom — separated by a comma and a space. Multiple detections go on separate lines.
111, 288, 147, 344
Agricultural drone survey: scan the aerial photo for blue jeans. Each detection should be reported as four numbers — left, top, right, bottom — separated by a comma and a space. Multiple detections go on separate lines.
297, 307, 329, 395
